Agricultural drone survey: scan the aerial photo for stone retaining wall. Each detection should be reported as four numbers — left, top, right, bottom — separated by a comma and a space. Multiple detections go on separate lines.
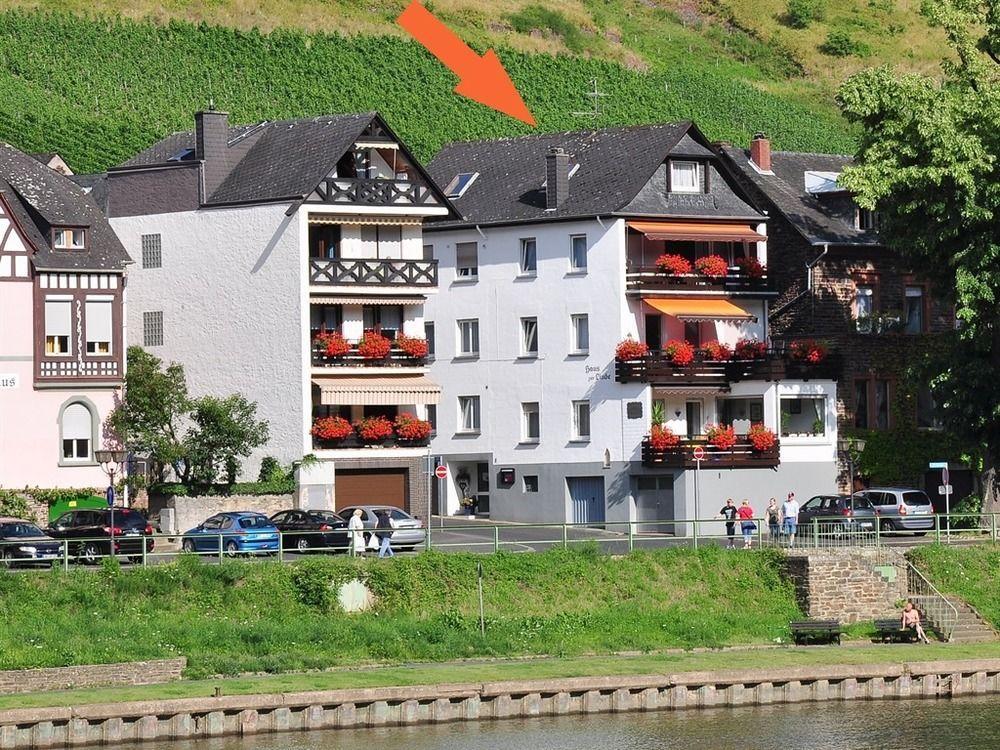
159, 495, 295, 535
0, 659, 185, 696
1, 659, 999, 748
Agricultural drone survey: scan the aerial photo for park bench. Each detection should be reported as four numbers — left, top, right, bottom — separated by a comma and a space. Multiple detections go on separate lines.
873, 618, 920, 643
790, 619, 842, 645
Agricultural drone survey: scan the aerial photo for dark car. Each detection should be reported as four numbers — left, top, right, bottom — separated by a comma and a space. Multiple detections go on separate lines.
46, 507, 154, 564
269, 509, 349, 553
797, 494, 877, 535
0, 517, 63, 567
181, 512, 280, 556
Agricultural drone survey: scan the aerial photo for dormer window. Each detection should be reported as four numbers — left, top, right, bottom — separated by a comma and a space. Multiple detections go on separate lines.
856, 207, 881, 231
669, 160, 704, 194
53, 228, 86, 250
444, 172, 479, 199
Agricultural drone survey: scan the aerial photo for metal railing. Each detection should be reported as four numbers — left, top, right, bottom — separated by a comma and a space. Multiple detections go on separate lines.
907, 561, 960, 641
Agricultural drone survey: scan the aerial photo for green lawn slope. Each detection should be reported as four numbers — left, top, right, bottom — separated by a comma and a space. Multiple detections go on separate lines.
0, 548, 800, 678
908, 545, 1000, 629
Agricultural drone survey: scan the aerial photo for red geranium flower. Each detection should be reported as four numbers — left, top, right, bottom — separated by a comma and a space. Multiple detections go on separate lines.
790, 339, 828, 364
394, 413, 432, 441
734, 338, 768, 360
706, 423, 737, 451
663, 339, 695, 366
615, 338, 650, 361
358, 331, 392, 359
694, 254, 730, 278
314, 331, 352, 357
655, 254, 693, 276
395, 334, 429, 359
648, 424, 681, 451
736, 256, 766, 279
746, 423, 777, 452
311, 416, 354, 441
355, 415, 394, 442
699, 341, 732, 362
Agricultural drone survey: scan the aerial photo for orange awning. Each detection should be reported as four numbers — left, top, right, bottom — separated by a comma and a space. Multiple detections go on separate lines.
628, 221, 765, 243
644, 297, 755, 322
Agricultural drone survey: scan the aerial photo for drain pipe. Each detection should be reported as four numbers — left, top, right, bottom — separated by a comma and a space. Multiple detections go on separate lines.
771, 244, 829, 321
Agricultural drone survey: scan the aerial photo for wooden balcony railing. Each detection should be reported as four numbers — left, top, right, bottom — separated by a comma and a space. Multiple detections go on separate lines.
616, 350, 840, 387
309, 258, 438, 286
312, 343, 426, 368
625, 268, 772, 294
312, 177, 439, 206
642, 437, 780, 468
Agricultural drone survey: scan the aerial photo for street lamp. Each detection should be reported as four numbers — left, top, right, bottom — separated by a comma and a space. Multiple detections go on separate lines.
95, 449, 127, 559
837, 438, 866, 496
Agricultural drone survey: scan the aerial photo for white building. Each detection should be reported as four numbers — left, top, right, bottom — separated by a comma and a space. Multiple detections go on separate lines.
103, 111, 453, 515
424, 123, 840, 527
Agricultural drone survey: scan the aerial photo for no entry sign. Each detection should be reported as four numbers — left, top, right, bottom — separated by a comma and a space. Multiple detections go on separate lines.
434, 464, 448, 480
693, 446, 706, 461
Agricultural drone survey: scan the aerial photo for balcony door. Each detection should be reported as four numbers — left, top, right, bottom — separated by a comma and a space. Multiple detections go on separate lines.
645, 314, 662, 351
685, 401, 702, 439
309, 225, 341, 259
363, 304, 403, 340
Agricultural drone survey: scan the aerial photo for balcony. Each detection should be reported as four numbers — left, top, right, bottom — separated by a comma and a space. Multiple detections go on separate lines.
310, 258, 438, 287
616, 349, 840, 387
641, 437, 780, 469
312, 341, 426, 369
312, 177, 439, 206
625, 268, 773, 296
312, 434, 430, 451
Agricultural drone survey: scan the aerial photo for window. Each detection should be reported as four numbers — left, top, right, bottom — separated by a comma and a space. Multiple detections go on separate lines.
571, 314, 589, 354
143, 311, 164, 347
456, 242, 478, 279
457, 319, 479, 357
855, 285, 874, 320
857, 207, 881, 231
61, 402, 93, 462
444, 172, 479, 199
363, 305, 403, 339
669, 160, 702, 193
141, 234, 162, 269
426, 404, 438, 435
521, 402, 540, 442
458, 396, 481, 433
779, 396, 826, 437
874, 379, 890, 430
521, 317, 538, 357
424, 322, 435, 360
519, 238, 537, 276
53, 228, 85, 250
854, 378, 892, 430
360, 226, 402, 259
916, 387, 942, 430
84, 299, 113, 355
904, 286, 925, 334
523, 475, 539, 493
853, 380, 869, 430
570, 234, 588, 271
44, 299, 71, 355
572, 400, 591, 441
423, 243, 434, 261
310, 305, 343, 335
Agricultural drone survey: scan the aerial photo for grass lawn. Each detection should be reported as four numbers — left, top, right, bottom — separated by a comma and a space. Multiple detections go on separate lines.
2, 642, 999, 711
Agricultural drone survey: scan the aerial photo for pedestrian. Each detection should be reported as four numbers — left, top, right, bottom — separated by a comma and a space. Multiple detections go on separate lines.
766, 498, 781, 542
719, 498, 738, 549
781, 492, 800, 547
738, 499, 756, 549
348, 508, 366, 557
901, 601, 931, 643
375, 509, 395, 559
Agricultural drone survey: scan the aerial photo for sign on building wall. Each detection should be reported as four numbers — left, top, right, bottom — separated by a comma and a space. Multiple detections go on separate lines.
0, 374, 18, 389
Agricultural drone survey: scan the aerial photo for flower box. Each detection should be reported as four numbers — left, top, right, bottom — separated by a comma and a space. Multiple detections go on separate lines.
394, 413, 432, 441
663, 339, 695, 366
654, 253, 693, 276
314, 331, 352, 357
648, 424, 680, 451
789, 339, 828, 364
706, 423, 737, 451
311, 416, 354, 442
694, 254, 730, 278
356, 415, 394, 443
357, 331, 392, 360
395, 334, 429, 360
736, 256, 766, 279
734, 338, 768, 360
699, 341, 732, 362
746, 423, 777, 452
615, 338, 650, 361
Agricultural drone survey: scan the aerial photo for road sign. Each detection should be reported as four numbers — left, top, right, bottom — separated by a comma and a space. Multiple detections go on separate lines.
942, 466, 950, 485
929, 461, 948, 470
693, 446, 706, 461
434, 464, 448, 480
939, 485, 953, 495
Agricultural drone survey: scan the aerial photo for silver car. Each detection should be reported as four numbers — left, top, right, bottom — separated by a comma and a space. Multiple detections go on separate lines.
337, 505, 426, 551
853, 488, 935, 533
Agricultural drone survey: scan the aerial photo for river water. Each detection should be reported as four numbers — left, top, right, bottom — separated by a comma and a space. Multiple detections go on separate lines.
117, 696, 1000, 750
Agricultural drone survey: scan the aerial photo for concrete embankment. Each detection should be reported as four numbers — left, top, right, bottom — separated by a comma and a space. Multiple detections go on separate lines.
2, 658, 1000, 748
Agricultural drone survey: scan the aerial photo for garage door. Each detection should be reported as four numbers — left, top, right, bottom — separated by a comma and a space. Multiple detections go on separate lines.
635, 475, 674, 534
567, 476, 606, 526
336, 469, 407, 511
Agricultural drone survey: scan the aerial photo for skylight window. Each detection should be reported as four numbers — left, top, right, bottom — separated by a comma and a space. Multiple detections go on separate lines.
444, 172, 479, 199
167, 147, 195, 162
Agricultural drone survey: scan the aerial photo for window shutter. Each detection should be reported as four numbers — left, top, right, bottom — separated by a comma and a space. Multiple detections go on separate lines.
45, 300, 72, 337
85, 300, 113, 344
62, 403, 92, 440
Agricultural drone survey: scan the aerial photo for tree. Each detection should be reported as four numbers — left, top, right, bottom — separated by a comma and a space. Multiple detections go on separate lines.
186, 395, 270, 485
837, 0, 1000, 518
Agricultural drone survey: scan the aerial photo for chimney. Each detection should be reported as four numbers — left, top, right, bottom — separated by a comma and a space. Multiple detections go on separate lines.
545, 147, 570, 209
194, 108, 230, 196
750, 132, 772, 173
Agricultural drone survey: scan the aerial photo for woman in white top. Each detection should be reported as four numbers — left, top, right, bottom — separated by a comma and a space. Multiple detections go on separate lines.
348, 508, 366, 557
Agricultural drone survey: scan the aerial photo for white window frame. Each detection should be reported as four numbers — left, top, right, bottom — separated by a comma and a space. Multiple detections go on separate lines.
84, 297, 114, 356
457, 319, 480, 358
856, 207, 881, 231
456, 241, 479, 280
520, 317, 538, 358
670, 160, 702, 193
519, 238, 537, 277
53, 228, 86, 250
570, 234, 588, 272
572, 400, 591, 442
44, 297, 72, 356
60, 401, 94, 464
904, 285, 924, 334
854, 285, 874, 319
570, 314, 589, 355
521, 402, 540, 443
458, 395, 481, 434
523, 475, 539, 493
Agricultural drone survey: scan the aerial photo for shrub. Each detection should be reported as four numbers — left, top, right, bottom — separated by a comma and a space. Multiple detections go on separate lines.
356, 415, 394, 442
257, 456, 284, 482
315, 331, 351, 357
655, 253, 693, 275
786, 0, 825, 29
357, 331, 392, 359
736, 256, 766, 278
734, 338, 768, 360
311, 416, 354, 442
648, 424, 681, 451
508, 5, 588, 53
394, 413, 432, 441
663, 339, 695, 366
789, 339, 828, 363
700, 341, 732, 362
706, 424, 737, 450
821, 30, 872, 58
395, 334, 429, 359
615, 338, 649, 361
746, 423, 777, 452
694, 254, 730, 277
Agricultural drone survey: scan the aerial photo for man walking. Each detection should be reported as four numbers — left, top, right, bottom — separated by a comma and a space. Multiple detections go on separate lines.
719, 498, 738, 549
375, 510, 395, 559
781, 492, 800, 547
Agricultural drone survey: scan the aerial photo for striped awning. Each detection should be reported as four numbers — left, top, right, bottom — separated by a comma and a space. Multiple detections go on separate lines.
644, 297, 755, 322
313, 376, 441, 405
308, 215, 422, 226
628, 221, 766, 243
311, 296, 424, 305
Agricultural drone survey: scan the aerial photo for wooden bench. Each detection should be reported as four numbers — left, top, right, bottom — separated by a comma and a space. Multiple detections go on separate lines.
873, 618, 919, 643
790, 619, 842, 645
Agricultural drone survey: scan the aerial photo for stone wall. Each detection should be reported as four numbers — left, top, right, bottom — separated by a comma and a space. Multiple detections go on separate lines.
783, 548, 908, 623
0, 659, 185, 696
159, 494, 295, 536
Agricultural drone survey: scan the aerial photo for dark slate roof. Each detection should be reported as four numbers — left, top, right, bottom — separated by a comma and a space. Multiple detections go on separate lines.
721, 146, 880, 246
0, 143, 131, 271
117, 113, 382, 205
426, 122, 763, 227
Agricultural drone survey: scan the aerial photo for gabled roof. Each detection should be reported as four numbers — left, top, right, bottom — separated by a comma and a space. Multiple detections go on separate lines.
426, 122, 762, 227
721, 146, 880, 246
0, 143, 130, 271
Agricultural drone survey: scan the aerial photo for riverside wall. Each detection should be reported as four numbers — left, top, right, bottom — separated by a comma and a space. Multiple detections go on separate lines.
2, 659, 1000, 748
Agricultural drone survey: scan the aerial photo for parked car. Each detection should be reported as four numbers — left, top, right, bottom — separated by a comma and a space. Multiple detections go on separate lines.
336, 505, 426, 551
0, 517, 64, 567
853, 488, 935, 533
181, 512, 280, 556
46, 507, 154, 564
797, 494, 877, 534
269, 509, 349, 553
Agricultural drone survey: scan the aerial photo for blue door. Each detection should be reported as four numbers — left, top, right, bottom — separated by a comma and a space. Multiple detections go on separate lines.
568, 477, 606, 526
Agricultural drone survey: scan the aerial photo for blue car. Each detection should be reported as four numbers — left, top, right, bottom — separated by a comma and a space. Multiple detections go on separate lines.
181, 512, 280, 556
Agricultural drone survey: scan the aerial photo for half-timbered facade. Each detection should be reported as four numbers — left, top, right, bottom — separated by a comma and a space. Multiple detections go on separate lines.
104, 111, 453, 517
0, 143, 130, 488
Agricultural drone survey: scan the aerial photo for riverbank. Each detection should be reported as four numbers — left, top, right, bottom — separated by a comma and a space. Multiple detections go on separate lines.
3, 653, 1000, 748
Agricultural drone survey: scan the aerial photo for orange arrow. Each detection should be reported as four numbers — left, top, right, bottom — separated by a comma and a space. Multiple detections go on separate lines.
398, 1, 536, 126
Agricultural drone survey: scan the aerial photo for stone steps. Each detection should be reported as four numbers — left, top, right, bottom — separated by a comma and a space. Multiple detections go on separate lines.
941, 597, 998, 643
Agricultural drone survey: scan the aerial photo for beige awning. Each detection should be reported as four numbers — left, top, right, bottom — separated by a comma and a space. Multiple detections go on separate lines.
308, 215, 422, 226
313, 376, 441, 405
311, 296, 424, 305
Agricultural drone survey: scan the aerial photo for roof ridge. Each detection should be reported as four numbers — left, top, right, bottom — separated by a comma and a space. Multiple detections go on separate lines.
436, 120, 690, 152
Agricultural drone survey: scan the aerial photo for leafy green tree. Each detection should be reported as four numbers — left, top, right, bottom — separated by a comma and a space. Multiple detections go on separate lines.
837, 0, 1000, 516
186, 395, 270, 485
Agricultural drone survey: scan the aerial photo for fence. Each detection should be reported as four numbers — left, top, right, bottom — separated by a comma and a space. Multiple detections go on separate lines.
0, 512, 997, 571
